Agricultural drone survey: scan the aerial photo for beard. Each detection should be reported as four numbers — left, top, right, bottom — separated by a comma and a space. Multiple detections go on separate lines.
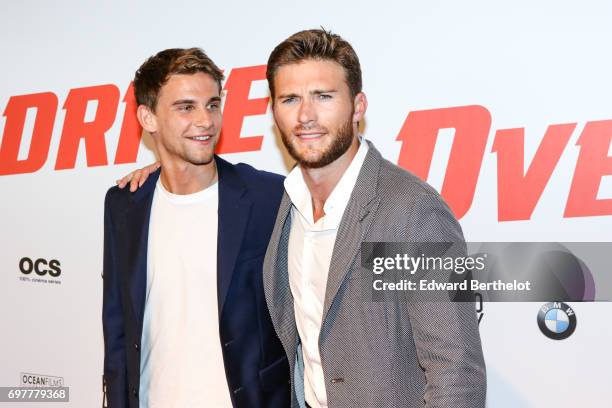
280, 113, 356, 169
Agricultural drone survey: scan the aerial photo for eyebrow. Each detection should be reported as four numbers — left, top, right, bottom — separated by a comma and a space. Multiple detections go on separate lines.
172, 99, 196, 106
171, 96, 221, 106
312, 89, 337, 95
277, 89, 338, 99
277, 93, 299, 100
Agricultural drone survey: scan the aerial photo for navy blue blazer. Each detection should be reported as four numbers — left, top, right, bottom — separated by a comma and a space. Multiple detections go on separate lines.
102, 156, 290, 407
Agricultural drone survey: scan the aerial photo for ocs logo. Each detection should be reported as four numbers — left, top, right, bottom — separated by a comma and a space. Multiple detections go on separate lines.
19, 257, 61, 277
537, 302, 577, 340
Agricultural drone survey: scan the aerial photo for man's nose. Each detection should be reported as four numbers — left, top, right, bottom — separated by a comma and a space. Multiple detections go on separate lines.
194, 107, 214, 129
297, 98, 317, 125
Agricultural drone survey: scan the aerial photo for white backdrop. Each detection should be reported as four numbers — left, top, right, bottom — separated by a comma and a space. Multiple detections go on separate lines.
1, 1, 611, 406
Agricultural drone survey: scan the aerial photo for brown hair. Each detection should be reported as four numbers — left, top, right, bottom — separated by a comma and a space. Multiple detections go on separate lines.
134, 47, 224, 111
266, 29, 362, 99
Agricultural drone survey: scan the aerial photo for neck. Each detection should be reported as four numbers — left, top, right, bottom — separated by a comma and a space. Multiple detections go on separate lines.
159, 159, 217, 195
301, 136, 360, 222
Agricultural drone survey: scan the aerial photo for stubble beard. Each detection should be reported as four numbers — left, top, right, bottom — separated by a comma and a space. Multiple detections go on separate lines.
281, 114, 356, 169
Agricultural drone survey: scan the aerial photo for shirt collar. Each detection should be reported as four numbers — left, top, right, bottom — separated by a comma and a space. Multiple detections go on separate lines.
284, 137, 369, 229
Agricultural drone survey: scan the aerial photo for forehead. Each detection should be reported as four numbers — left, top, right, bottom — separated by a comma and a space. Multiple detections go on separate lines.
158, 72, 220, 100
273, 59, 348, 93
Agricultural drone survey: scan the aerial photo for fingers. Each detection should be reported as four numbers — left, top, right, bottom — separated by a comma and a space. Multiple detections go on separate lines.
115, 162, 161, 192
116, 173, 133, 189
129, 170, 142, 192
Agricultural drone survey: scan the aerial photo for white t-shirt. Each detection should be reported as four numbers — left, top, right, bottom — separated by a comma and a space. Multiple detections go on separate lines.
139, 179, 232, 408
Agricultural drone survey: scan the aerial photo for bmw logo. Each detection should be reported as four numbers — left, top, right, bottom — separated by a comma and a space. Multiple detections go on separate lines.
537, 302, 577, 340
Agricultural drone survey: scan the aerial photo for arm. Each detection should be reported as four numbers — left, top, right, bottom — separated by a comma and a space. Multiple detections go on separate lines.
102, 189, 128, 407
406, 194, 487, 408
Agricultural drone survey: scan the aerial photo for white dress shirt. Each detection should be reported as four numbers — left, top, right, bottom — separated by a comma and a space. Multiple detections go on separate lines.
284, 140, 369, 408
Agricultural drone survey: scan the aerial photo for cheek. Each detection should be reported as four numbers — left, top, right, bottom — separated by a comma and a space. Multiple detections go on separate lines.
279, 116, 293, 131
327, 105, 353, 127
212, 112, 223, 127
273, 109, 293, 131
164, 118, 189, 138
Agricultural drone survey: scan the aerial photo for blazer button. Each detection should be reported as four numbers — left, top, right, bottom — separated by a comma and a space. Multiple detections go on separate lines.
131, 387, 138, 397
330, 378, 344, 384
134, 343, 140, 351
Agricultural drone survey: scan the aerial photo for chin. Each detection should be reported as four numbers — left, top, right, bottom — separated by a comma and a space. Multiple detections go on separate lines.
294, 153, 330, 169
186, 155, 215, 166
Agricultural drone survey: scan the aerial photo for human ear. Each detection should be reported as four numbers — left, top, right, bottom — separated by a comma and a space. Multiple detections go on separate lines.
353, 92, 367, 123
136, 105, 158, 134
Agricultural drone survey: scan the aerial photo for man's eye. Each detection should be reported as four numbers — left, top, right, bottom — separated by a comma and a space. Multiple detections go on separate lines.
207, 103, 220, 110
281, 97, 296, 104
179, 105, 195, 112
318, 94, 332, 100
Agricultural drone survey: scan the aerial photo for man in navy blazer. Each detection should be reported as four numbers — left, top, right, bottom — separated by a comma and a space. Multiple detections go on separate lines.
102, 48, 289, 407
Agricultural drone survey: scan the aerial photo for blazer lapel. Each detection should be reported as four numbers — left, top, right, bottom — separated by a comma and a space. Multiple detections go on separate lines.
263, 192, 298, 351
321, 143, 382, 338
216, 156, 251, 316
121, 169, 160, 330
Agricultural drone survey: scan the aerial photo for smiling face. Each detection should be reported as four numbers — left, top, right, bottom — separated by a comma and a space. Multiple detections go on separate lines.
137, 72, 222, 169
271, 59, 366, 169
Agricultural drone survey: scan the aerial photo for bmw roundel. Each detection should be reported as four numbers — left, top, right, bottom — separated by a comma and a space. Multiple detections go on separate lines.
537, 302, 577, 340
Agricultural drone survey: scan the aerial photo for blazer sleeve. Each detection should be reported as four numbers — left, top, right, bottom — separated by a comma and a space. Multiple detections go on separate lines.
102, 189, 128, 407
405, 193, 487, 408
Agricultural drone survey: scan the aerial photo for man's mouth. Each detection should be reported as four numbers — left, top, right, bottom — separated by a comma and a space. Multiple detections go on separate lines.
187, 135, 212, 141
295, 132, 326, 140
